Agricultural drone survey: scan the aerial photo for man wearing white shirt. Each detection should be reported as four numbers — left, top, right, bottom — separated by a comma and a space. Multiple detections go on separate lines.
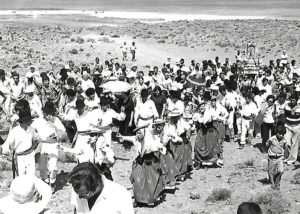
91, 96, 126, 146
259, 78, 272, 100
239, 94, 258, 148
2, 111, 37, 176
167, 89, 185, 115
134, 89, 158, 127
280, 50, 288, 66
31, 101, 68, 192
81, 72, 95, 93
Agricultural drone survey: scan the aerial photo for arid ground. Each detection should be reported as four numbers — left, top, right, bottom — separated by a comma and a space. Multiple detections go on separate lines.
0, 15, 300, 214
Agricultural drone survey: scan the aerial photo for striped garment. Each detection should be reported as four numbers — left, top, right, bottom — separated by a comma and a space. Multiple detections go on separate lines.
284, 103, 300, 124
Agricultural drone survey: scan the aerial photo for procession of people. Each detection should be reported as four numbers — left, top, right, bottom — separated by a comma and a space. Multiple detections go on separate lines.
0, 46, 299, 213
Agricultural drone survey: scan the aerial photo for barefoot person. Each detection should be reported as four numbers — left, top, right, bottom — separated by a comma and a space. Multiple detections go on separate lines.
266, 124, 287, 190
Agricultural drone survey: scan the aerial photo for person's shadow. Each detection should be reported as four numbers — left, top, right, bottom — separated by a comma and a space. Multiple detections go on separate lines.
253, 143, 267, 153
55, 170, 70, 192
258, 178, 271, 185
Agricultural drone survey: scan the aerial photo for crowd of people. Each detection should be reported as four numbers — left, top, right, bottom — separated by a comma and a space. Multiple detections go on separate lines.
0, 48, 299, 213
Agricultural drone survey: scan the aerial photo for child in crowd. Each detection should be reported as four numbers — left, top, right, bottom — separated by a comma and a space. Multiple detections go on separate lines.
266, 124, 287, 190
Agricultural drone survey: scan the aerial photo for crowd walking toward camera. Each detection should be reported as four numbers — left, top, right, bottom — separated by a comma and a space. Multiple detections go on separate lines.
0, 45, 299, 213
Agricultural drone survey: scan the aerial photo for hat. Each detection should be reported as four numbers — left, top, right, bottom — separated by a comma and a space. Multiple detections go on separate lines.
210, 84, 219, 91
127, 71, 136, 79
153, 119, 165, 126
133, 123, 150, 132
42, 101, 56, 115
211, 95, 218, 101
168, 110, 182, 117
0, 175, 52, 214
24, 86, 35, 94
185, 88, 193, 94
26, 72, 34, 79
131, 63, 137, 68
258, 70, 264, 74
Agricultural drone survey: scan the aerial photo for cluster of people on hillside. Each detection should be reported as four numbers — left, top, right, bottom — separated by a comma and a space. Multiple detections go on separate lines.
0, 49, 299, 213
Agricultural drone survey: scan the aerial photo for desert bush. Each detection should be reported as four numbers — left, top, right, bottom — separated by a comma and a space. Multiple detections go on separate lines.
291, 172, 300, 184
237, 159, 255, 169
157, 39, 165, 43
111, 34, 120, 38
98, 37, 114, 43
206, 188, 231, 202
76, 37, 84, 44
70, 49, 78, 54
87, 38, 96, 43
252, 191, 290, 214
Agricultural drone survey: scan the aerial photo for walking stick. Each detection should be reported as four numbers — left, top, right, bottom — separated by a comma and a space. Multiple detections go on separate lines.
12, 150, 18, 179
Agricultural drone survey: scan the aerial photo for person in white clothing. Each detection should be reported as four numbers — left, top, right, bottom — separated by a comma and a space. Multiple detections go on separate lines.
0, 175, 53, 214
70, 162, 134, 214
25, 86, 43, 118
31, 101, 68, 192
238, 93, 258, 148
1, 111, 38, 177
134, 88, 158, 127
91, 96, 126, 145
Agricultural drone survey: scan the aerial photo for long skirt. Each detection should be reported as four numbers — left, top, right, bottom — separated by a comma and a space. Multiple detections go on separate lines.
194, 123, 221, 162
158, 151, 180, 184
130, 152, 164, 204
217, 122, 226, 140
168, 133, 192, 175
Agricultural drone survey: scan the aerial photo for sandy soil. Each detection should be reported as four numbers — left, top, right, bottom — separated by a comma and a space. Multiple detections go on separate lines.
0, 15, 300, 214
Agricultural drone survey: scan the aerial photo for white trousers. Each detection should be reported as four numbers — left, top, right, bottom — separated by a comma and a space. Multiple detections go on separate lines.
17, 152, 35, 176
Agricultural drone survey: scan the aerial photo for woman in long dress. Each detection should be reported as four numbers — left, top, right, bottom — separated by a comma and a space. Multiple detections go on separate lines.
162, 110, 192, 181
194, 100, 222, 167
118, 124, 165, 206
152, 119, 180, 190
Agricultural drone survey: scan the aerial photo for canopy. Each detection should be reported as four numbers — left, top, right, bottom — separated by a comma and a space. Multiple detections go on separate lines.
100, 80, 131, 93
186, 75, 206, 87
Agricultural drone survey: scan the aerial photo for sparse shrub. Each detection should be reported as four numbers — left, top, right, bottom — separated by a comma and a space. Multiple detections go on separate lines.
206, 188, 231, 202
111, 34, 120, 38
237, 159, 255, 169
98, 37, 114, 43
76, 37, 84, 44
292, 172, 300, 184
70, 49, 78, 54
158, 39, 165, 43
252, 191, 290, 214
